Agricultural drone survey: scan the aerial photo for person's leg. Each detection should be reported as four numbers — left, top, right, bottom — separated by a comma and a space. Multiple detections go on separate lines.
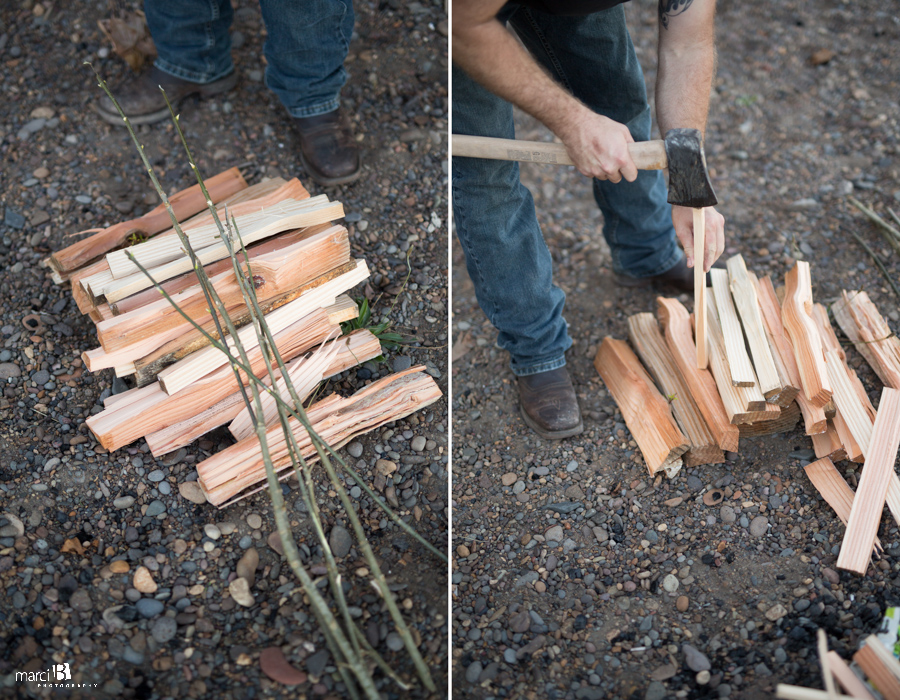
94, 0, 237, 126
258, 0, 359, 185
452, 58, 581, 438
509, 6, 683, 280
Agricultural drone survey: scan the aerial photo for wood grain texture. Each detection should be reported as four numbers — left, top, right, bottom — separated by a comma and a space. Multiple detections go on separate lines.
627, 313, 724, 467
853, 637, 900, 700
803, 457, 882, 556
816, 629, 839, 700
727, 254, 781, 398
755, 275, 824, 432
775, 685, 856, 700
657, 297, 739, 452
832, 290, 900, 389
694, 207, 708, 369
783, 262, 832, 407
710, 268, 757, 387
811, 421, 848, 463
197, 368, 443, 507
837, 388, 900, 575
145, 329, 382, 457
738, 401, 800, 438
49, 167, 247, 274
826, 650, 877, 700
594, 337, 689, 476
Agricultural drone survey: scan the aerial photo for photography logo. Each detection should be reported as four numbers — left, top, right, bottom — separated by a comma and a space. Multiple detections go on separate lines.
15, 661, 98, 688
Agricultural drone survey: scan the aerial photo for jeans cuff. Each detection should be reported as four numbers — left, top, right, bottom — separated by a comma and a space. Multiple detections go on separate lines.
285, 98, 341, 119
154, 58, 234, 85
510, 355, 567, 377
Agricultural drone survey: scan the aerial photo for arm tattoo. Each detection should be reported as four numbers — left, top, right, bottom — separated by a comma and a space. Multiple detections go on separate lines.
658, 0, 694, 29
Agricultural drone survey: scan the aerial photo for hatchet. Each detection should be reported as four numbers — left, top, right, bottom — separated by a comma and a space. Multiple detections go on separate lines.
452, 128, 717, 368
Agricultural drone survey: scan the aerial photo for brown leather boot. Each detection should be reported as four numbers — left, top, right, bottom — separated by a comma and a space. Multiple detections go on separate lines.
93, 66, 238, 126
517, 367, 583, 439
293, 109, 361, 186
615, 256, 726, 293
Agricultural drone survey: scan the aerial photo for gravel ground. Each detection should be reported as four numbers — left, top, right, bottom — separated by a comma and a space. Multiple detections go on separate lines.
0, 0, 448, 698
452, 2, 900, 698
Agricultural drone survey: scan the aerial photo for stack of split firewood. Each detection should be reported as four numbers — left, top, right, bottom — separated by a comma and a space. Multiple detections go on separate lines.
595, 255, 900, 575
46, 168, 442, 508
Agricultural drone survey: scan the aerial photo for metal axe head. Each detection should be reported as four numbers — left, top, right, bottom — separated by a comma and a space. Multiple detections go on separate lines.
664, 128, 718, 209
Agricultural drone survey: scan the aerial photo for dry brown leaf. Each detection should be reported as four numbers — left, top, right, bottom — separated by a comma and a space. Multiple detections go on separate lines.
61, 538, 86, 556
809, 49, 836, 66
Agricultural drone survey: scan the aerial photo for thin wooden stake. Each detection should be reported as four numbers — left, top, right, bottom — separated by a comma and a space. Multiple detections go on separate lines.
694, 208, 708, 369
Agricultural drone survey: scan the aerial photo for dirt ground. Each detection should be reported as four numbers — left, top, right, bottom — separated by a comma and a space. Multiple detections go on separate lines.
452, 1, 900, 698
0, 0, 448, 698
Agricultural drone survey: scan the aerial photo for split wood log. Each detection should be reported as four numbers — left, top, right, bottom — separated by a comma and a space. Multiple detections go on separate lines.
594, 337, 688, 477
196, 367, 443, 507
111, 221, 331, 316
832, 409, 865, 463
703, 294, 779, 424
694, 207, 708, 369
803, 457, 882, 556
775, 686, 856, 700
130, 260, 361, 386
70, 258, 113, 315
104, 194, 336, 280
817, 629, 839, 700
832, 290, 900, 389
85, 303, 348, 451
783, 262, 832, 407
145, 329, 382, 457
98, 199, 345, 303
737, 401, 800, 438
826, 651, 877, 700
811, 422, 847, 463
96, 225, 350, 353
710, 269, 757, 387
815, 304, 877, 422
754, 275, 823, 431
853, 636, 900, 700
727, 254, 782, 399
156, 261, 368, 396
627, 313, 724, 467
837, 387, 900, 575
657, 297, 739, 452
47, 167, 247, 275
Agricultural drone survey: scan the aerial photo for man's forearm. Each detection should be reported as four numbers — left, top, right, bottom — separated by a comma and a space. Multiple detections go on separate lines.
452, 17, 585, 138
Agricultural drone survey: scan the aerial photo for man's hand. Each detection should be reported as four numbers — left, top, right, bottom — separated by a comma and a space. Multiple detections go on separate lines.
556, 107, 639, 184
672, 204, 724, 272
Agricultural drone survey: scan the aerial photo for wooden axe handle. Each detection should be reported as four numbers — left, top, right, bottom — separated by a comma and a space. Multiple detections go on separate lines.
452, 135, 668, 170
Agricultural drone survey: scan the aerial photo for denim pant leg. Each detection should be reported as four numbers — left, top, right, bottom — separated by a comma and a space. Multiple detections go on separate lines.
144, 0, 234, 84
510, 6, 683, 278
452, 63, 571, 377
259, 0, 354, 117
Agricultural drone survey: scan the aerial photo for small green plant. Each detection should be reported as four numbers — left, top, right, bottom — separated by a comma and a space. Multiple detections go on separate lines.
735, 94, 758, 108
126, 230, 148, 246
341, 296, 407, 354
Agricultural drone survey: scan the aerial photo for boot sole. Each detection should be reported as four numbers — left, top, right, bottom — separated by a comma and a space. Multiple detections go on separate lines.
92, 72, 239, 127
299, 150, 362, 187
519, 404, 584, 440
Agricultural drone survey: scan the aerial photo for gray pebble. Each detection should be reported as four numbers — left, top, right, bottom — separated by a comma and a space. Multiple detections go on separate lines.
347, 441, 363, 458
148, 470, 165, 482
329, 525, 352, 558
683, 643, 711, 672
465, 661, 483, 684
749, 516, 768, 537
136, 598, 164, 618
385, 632, 404, 651
150, 616, 177, 643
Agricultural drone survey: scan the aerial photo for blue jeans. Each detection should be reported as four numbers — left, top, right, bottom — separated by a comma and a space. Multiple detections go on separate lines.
452, 4, 681, 377
145, 0, 354, 117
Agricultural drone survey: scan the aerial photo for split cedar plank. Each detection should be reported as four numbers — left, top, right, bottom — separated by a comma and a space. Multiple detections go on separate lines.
594, 337, 689, 476
812, 422, 848, 463
803, 457, 882, 556
703, 294, 779, 424
104, 194, 332, 280
836, 387, 900, 574
627, 313, 724, 467
99, 200, 345, 303
832, 291, 900, 389
817, 629, 839, 700
826, 651, 877, 700
146, 329, 382, 457
755, 275, 824, 432
775, 687, 856, 700
726, 254, 782, 398
832, 408, 864, 463
854, 637, 900, 700
656, 297, 739, 452
70, 258, 112, 315
49, 167, 246, 274
783, 262, 832, 407
111, 222, 331, 315
85, 306, 344, 451
709, 269, 757, 387
824, 399, 837, 420
197, 368, 443, 507
131, 260, 360, 386
709, 284, 768, 410
96, 225, 350, 353
694, 206, 708, 369
156, 261, 369, 396
738, 400, 800, 438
